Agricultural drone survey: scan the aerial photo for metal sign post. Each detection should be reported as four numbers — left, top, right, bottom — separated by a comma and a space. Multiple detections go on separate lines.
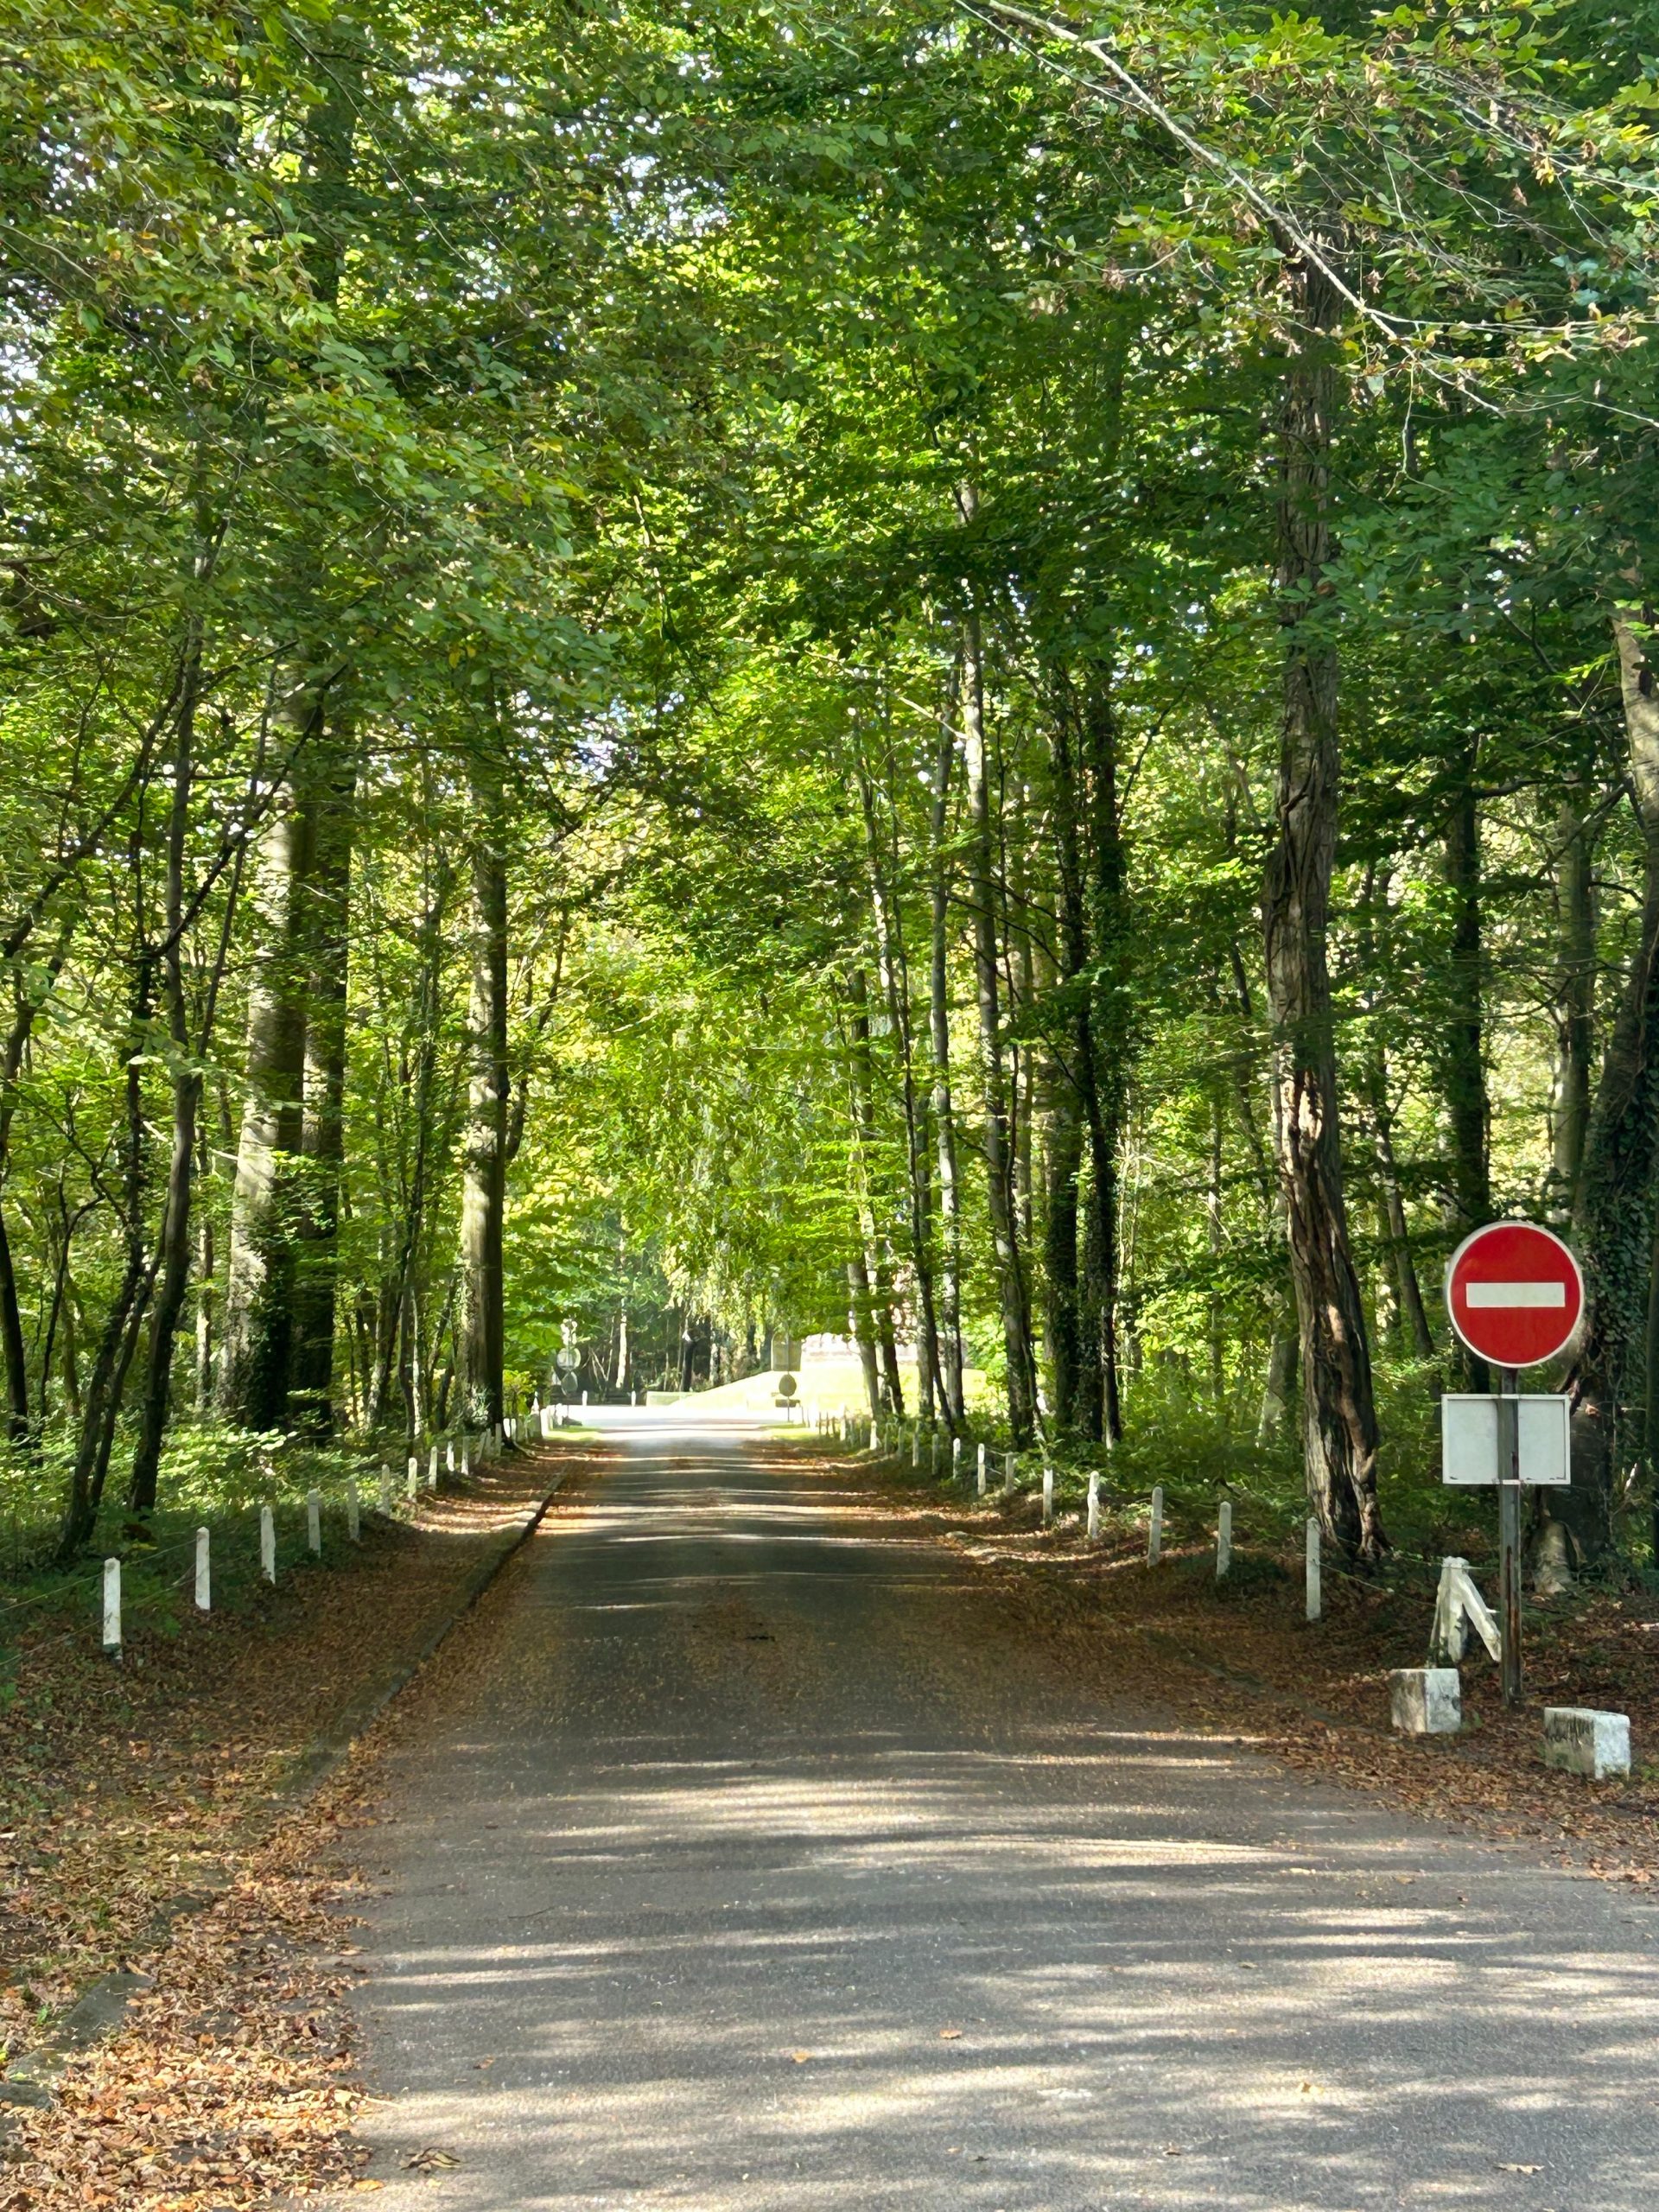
1497, 1366, 1522, 1705
1443, 1221, 1583, 1708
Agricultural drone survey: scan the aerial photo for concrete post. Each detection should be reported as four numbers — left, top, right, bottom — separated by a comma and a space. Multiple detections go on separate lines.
1004, 1452, 1015, 1494
428, 1445, 439, 1491
406, 1455, 418, 1501
1217, 1498, 1232, 1579
1087, 1469, 1100, 1541
194, 1525, 211, 1611
977, 1443, 988, 1497
1042, 1465, 1054, 1523
1306, 1518, 1321, 1622
260, 1503, 276, 1584
912, 1424, 921, 1469
307, 1488, 321, 1555
346, 1478, 360, 1543
102, 1556, 121, 1654
1148, 1485, 1164, 1564
378, 1463, 392, 1516
952, 1435, 963, 1482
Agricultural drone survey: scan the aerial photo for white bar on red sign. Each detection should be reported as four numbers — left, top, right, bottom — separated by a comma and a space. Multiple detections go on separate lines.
1465, 1282, 1565, 1308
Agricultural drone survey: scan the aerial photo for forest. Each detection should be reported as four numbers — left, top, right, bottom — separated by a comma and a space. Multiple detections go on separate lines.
3, 0, 1658, 1580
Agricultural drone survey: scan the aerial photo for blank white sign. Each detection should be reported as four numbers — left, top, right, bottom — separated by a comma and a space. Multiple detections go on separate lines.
1441, 1394, 1571, 1486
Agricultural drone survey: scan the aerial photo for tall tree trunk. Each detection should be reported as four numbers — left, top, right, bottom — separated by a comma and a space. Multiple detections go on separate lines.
219, 715, 314, 1429
129, 646, 206, 1515
1442, 760, 1492, 1388
1370, 1079, 1436, 1363
961, 607, 1038, 1442
848, 1255, 881, 1419
926, 680, 966, 1425
852, 752, 928, 1422
1260, 251, 1383, 1560
289, 726, 357, 1433
1549, 785, 1598, 1224
60, 949, 156, 1556
1042, 1043, 1084, 1431
1568, 615, 1659, 1554
459, 752, 509, 1430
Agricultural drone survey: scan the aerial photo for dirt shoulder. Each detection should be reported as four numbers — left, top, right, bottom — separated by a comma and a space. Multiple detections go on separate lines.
0, 1446, 572, 2058
848, 1443, 1659, 1883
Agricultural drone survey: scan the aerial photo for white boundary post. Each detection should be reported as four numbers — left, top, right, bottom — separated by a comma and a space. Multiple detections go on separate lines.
307, 1488, 321, 1555
1217, 1498, 1232, 1579
1087, 1469, 1100, 1541
461, 1438, 471, 1477
1042, 1465, 1054, 1523
1004, 1451, 1015, 1494
977, 1442, 988, 1497
1306, 1518, 1322, 1621
406, 1454, 418, 1501
260, 1503, 276, 1584
428, 1444, 439, 1491
194, 1526, 211, 1611
378, 1462, 392, 1516
346, 1478, 360, 1543
951, 1435, 963, 1483
1148, 1485, 1164, 1564
102, 1557, 121, 1654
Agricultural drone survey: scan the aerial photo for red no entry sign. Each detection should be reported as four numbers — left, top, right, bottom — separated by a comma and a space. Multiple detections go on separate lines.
1445, 1220, 1583, 1369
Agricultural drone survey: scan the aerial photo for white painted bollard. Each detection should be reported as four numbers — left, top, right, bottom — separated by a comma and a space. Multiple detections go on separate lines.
406, 1454, 418, 1501
461, 1439, 471, 1477
868, 1420, 877, 1452
582, 1391, 588, 1408
1542, 1707, 1630, 1778
912, 1425, 921, 1469
194, 1525, 210, 1611
1390, 1668, 1461, 1735
346, 1478, 360, 1543
102, 1556, 121, 1654
1147, 1485, 1164, 1564
447, 1439, 457, 1473
1306, 1518, 1321, 1621
307, 1488, 321, 1555
931, 1429, 942, 1478
1041, 1465, 1053, 1523
1087, 1469, 1100, 1541
1217, 1499, 1232, 1579
977, 1442, 988, 1497
951, 1435, 962, 1482
1004, 1452, 1015, 1494
260, 1503, 276, 1584
428, 1445, 439, 1491
378, 1463, 392, 1516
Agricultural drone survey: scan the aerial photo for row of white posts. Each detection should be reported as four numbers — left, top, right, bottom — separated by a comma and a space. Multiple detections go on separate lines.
810, 1406, 1326, 1625
98, 1417, 524, 1657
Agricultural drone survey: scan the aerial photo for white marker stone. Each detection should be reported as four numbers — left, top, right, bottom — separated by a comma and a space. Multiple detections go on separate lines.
1306, 1517, 1322, 1621
1542, 1707, 1630, 1779
952, 1435, 963, 1481
1087, 1469, 1100, 1541
428, 1445, 439, 1491
346, 1478, 360, 1543
1147, 1485, 1164, 1564
1390, 1667, 1461, 1735
447, 1440, 457, 1473
912, 1425, 921, 1469
260, 1503, 276, 1584
461, 1439, 471, 1476
307, 1488, 321, 1555
868, 1420, 878, 1452
194, 1525, 211, 1612
406, 1455, 418, 1501
102, 1556, 121, 1654
378, 1463, 392, 1516
977, 1443, 988, 1497
1217, 1498, 1232, 1579
1005, 1452, 1015, 1494
1041, 1465, 1054, 1523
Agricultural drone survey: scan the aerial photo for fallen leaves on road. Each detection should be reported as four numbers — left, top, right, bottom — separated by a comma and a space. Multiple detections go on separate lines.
404, 2147, 462, 2171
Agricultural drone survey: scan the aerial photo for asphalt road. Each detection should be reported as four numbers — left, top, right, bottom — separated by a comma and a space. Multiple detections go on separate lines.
345, 1411, 1659, 2209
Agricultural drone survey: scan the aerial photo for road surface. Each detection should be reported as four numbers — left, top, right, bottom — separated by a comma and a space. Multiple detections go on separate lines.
344, 1411, 1659, 2209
